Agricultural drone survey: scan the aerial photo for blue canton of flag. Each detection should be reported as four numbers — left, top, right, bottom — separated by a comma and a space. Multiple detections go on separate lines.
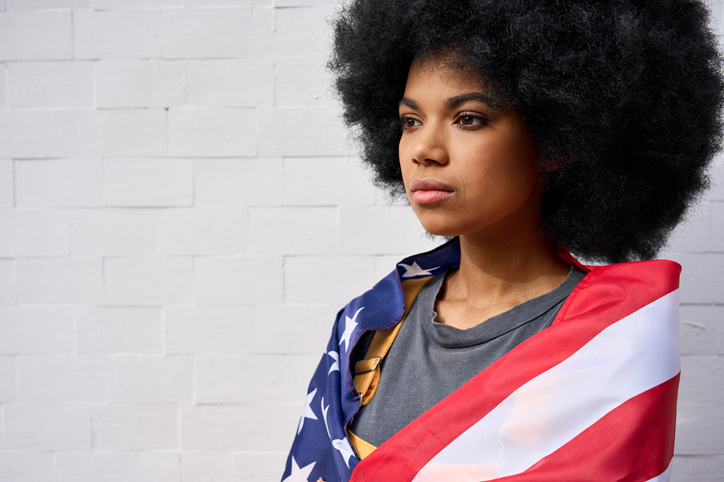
281, 304, 366, 482
281, 242, 457, 482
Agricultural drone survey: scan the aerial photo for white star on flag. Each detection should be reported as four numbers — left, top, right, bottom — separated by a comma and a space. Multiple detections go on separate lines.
327, 351, 340, 375
321, 396, 331, 437
282, 456, 316, 482
297, 388, 318, 435
399, 261, 440, 278
332, 437, 356, 468
339, 307, 363, 352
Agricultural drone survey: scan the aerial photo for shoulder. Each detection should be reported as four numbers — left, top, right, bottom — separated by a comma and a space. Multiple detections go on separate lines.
582, 259, 681, 292
337, 239, 461, 332
554, 259, 681, 327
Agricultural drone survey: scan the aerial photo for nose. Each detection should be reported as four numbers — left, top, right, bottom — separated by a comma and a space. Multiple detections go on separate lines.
409, 122, 449, 166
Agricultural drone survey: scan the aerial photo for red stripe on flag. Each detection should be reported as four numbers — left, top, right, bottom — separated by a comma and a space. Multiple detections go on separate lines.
350, 260, 680, 482
498, 373, 679, 482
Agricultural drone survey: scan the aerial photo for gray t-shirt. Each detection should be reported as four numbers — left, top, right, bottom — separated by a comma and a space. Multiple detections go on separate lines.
350, 266, 586, 447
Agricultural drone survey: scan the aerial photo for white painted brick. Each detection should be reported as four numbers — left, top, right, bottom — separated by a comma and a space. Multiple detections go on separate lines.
251, 5, 274, 59
679, 355, 723, 406
679, 305, 721, 355
17, 355, 107, 402
7, 0, 91, 8
676, 402, 724, 455
249, 207, 338, 255
710, 201, 724, 252
666, 203, 711, 253
0, 11, 72, 60
95, 0, 181, 8
16, 257, 103, 304
340, 205, 439, 255
15, 158, 102, 207
0, 451, 54, 482
55, 452, 181, 482
0, 259, 15, 305
160, 208, 248, 256
180, 451, 234, 482
286, 353, 322, 401
0, 64, 7, 109
658, 252, 724, 304
91, 404, 179, 450
277, 0, 331, 5
108, 355, 193, 403
168, 108, 255, 157
705, 157, 724, 202
77, 109, 167, 157
76, 306, 163, 354
8, 61, 93, 108
671, 455, 724, 481
104, 257, 193, 305
0, 159, 12, 207
276, 57, 334, 107
257, 107, 349, 157
96, 60, 184, 108
166, 306, 253, 354
194, 158, 283, 207
233, 452, 287, 481
161, 8, 252, 59
283, 157, 376, 206
186, 58, 273, 107
0, 355, 16, 401
188, 0, 270, 5
0, 110, 78, 158
103, 158, 193, 207
0, 306, 74, 354
181, 405, 273, 451
3, 403, 91, 450
267, 400, 305, 451
284, 255, 375, 305
194, 256, 283, 305
196, 354, 285, 404
73, 10, 161, 59
271, 7, 329, 58
0, 210, 69, 257
375, 254, 405, 281
254, 304, 336, 354
70, 208, 160, 256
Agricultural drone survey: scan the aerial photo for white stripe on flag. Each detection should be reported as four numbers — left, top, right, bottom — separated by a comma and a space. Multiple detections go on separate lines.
412, 290, 680, 482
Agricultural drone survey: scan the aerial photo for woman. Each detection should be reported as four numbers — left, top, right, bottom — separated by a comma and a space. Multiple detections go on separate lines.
282, 1, 723, 481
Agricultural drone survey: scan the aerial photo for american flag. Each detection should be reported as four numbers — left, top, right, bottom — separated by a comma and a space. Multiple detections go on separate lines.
282, 240, 681, 482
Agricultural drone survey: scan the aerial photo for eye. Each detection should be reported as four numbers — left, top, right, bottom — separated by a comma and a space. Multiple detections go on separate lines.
456, 113, 488, 129
400, 115, 422, 130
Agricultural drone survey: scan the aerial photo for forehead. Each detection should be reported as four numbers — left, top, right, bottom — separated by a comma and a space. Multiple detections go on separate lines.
405, 56, 483, 93
403, 54, 498, 106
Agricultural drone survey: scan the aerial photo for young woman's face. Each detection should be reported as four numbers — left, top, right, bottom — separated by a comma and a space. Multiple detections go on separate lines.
398, 56, 543, 240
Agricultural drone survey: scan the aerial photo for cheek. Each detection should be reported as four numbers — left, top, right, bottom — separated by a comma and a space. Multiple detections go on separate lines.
398, 143, 412, 190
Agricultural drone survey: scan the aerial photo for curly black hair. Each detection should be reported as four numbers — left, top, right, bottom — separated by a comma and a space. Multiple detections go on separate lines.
329, 0, 724, 263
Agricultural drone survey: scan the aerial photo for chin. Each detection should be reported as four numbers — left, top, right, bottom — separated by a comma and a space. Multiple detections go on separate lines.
415, 216, 468, 238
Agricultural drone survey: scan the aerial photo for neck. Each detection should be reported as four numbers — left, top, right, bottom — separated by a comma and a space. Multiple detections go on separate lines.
442, 221, 570, 318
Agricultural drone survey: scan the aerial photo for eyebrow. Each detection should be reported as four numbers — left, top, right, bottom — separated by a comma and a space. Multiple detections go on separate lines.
445, 92, 498, 109
398, 92, 499, 110
398, 98, 418, 109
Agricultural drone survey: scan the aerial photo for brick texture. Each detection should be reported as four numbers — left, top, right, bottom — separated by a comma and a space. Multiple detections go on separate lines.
0, 2, 721, 482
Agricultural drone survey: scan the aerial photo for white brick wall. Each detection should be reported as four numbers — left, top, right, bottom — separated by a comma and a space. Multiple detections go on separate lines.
0, 2, 721, 481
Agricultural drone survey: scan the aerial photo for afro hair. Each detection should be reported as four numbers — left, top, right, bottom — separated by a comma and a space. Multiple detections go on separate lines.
329, 0, 724, 263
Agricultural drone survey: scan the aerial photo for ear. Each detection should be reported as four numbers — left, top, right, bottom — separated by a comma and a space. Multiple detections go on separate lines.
538, 156, 564, 174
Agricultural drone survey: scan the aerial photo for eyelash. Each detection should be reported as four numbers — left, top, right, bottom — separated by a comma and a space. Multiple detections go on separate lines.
456, 113, 489, 129
399, 113, 489, 131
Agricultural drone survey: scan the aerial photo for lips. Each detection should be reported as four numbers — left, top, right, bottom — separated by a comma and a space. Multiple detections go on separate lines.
410, 178, 455, 205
